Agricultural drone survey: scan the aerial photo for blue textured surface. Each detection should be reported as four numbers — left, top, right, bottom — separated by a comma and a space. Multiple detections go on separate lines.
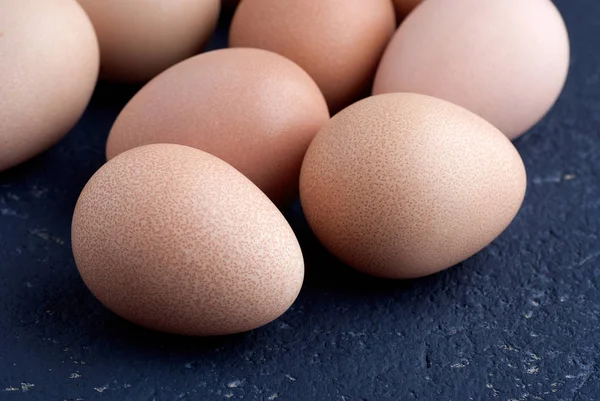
1, 1, 599, 400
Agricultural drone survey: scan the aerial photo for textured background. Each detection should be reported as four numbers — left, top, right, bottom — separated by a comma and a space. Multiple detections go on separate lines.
1, 1, 599, 400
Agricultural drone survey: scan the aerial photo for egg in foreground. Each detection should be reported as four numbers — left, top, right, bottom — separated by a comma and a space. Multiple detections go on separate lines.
300, 93, 527, 279
72, 144, 304, 336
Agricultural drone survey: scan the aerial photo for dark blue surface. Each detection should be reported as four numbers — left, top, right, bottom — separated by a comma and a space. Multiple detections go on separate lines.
1, 1, 600, 400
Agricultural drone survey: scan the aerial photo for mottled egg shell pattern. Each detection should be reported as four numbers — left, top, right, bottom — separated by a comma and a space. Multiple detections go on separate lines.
72, 144, 304, 336
300, 93, 527, 279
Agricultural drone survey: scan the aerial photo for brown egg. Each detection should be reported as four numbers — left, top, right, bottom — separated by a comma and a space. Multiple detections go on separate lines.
72, 144, 304, 336
77, 0, 220, 82
0, 0, 99, 172
392, 0, 423, 18
107, 48, 329, 207
373, 0, 570, 140
229, 0, 396, 113
300, 93, 527, 279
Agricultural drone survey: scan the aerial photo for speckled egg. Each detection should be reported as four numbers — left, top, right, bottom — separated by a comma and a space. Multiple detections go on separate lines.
106, 48, 329, 207
72, 144, 304, 336
0, 0, 99, 172
373, 0, 570, 139
300, 93, 527, 279
229, 0, 396, 113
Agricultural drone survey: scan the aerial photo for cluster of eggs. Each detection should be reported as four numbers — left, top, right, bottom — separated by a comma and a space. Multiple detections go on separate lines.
0, 0, 569, 336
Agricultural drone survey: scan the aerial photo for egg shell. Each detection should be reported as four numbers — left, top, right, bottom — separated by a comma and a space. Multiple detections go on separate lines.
300, 93, 527, 279
0, 0, 99, 172
229, 0, 396, 113
373, 0, 570, 139
72, 144, 304, 336
77, 0, 220, 82
106, 48, 329, 207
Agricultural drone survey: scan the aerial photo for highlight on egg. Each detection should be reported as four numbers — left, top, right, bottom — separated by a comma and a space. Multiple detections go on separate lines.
107, 48, 330, 207
77, 0, 220, 82
300, 93, 527, 279
72, 144, 305, 336
0, 0, 99, 172
230, 0, 396, 113
374, 0, 570, 139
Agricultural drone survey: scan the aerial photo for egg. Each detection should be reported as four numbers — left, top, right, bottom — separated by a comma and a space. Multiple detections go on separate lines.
373, 0, 570, 140
0, 0, 99, 172
76, 0, 220, 82
107, 48, 329, 207
300, 93, 527, 279
392, 0, 423, 19
72, 144, 304, 336
229, 0, 396, 113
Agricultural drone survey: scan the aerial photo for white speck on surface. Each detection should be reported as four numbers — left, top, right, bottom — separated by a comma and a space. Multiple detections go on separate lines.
94, 384, 109, 393
532, 174, 561, 184
184, 362, 193, 369
530, 332, 539, 337
451, 362, 467, 369
524, 311, 534, 319
566, 251, 600, 270
565, 375, 576, 379
30, 186, 49, 198
486, 384, 494, 389
70, 373, 81, 379
29, 229, 65, 245
123, 383, 132, 388
527, 352, 541, 361
224, 393, 233, 398
21, 383, 34, 392
500, 344, 520, 352
3, 387, 19, 392
227, 380, 242, 388
564, 174, 577, 181
526, 366, 539, 374
268, 393, 279, 400
285, 374, 296, 382
1, 208, 27, 218
530, 300, 540, 307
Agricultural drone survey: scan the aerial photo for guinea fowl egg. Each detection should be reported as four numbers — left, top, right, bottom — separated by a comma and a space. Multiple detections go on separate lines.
106, 48, 329, 207
72, 144, 304, 336
373, 0, 570, 139
229, 0, 396, 113
77, 0, 220, 82
300, 93, 527, 279
0, 0, 99, 172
